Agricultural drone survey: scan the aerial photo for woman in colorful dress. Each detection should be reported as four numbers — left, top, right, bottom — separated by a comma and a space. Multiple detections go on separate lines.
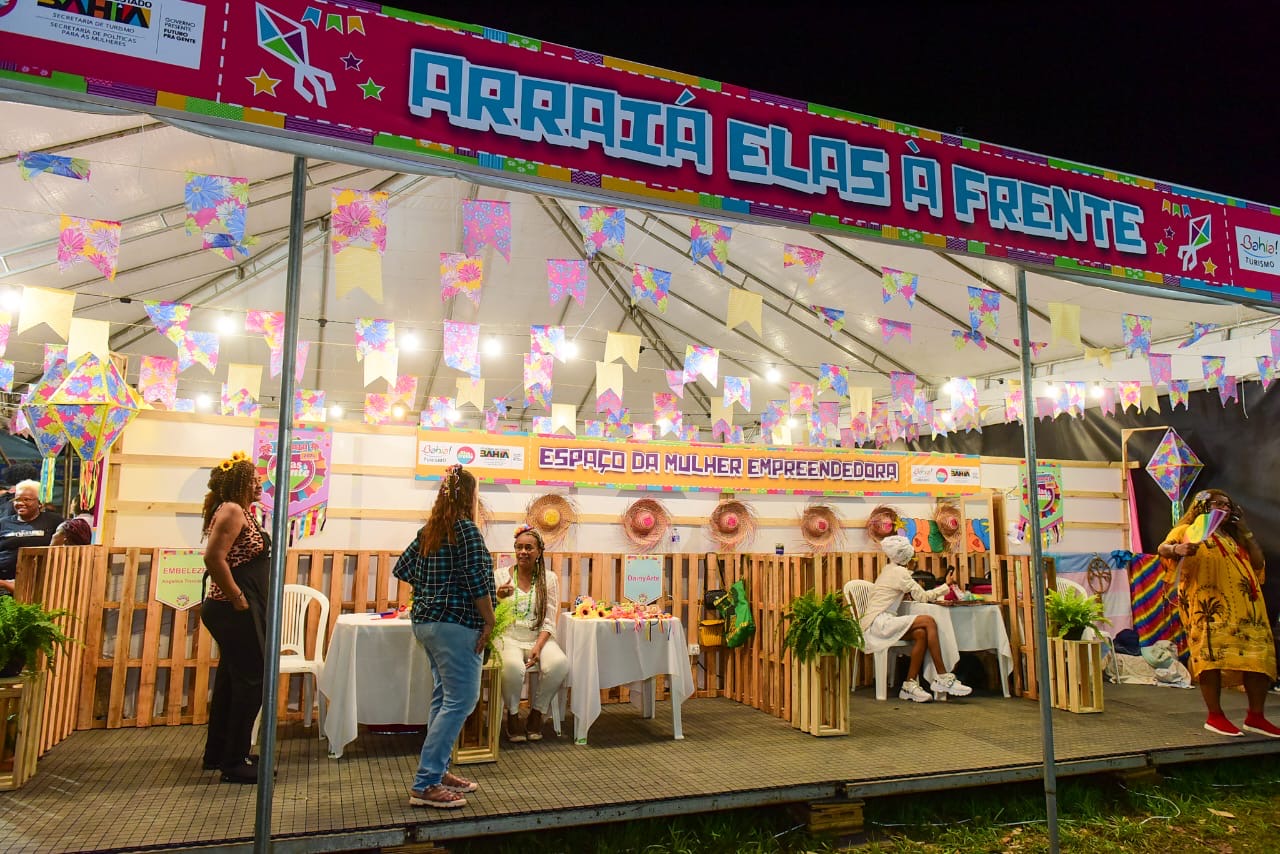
1159, 488, 1279, 737
495, 525, 568, 743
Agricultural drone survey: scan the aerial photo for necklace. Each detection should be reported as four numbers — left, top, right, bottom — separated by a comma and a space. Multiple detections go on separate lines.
515, 576, 536, 621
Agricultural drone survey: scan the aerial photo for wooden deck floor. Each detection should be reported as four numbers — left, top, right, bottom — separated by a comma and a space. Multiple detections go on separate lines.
3, 684, 1279, 853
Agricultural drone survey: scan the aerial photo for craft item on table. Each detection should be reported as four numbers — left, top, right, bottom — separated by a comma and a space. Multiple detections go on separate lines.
461, 199, 511, 261
579, 205, 625, 260
58, 215, 121, 280
440, 252, 484, 306
1145, 428, 1203, 524
525, 493, 578, 548
881, 267, 918, 306
799, 503, 842, 552
689, 218, 731, 272
630, 264, 671, 312
810, 304, 845, 335
783, 243, 823, 283
620, 498, 672, 553
18, 151, 90, 182
865, 505, 901, 543
547, 258, 587, 307
934, 502, 964, 552
706, 499, 757, 551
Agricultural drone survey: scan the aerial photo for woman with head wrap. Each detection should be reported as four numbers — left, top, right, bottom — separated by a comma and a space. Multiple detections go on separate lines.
857, 535, 971, 702
1158, 488, 1278, 737
51, 517, 92, 546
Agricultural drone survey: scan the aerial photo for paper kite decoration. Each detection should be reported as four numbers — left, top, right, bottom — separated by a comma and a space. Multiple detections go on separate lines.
1145, 428, 1203, 525
256, 4, 336, 107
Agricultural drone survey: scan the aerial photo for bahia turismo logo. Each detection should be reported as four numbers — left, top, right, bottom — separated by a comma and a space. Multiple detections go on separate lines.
455, 446, 476, 465
1236, 226, 1280, 277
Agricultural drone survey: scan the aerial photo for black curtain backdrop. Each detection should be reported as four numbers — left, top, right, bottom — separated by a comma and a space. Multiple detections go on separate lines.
906, 382, 1280, 607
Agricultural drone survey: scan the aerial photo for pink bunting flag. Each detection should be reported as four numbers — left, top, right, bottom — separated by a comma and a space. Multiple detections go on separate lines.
1178, 322, 1217, 348
0, 361, 11, 394
144, 300, 191, 346
677, 423, 699, 442
1118, 380, 1142, 412
363, 393, 391, 425
583, 420, 605, 439
631, 423, 654, 441
761, 400, 785, 433
1201, 355, 1225, 390
789, 382, 814, 414
43, 344, 66, 372
579, 205, 626, 260
354, 317, 395, 357
293, 389, 326, 422
138, 355, 178, 410
783, 244, 823, 284
1013, 339, 1049, 356
390, 375, 419, 410
330, 188, 389, 254
531, 416, 553, 435
440, 252, 484, 306
816, 401, 840, 439
689, 218, 731, 273
931, 408, 950, 439
1219, 377, 1238, 406
1005, 389, 1024, 423
58, 214, 121, 280
811, 305, 845, 335
1169, 379, 1190, 409
818, 364, 848, 397
531, 325, 567, 362
630, 264, 671, 312
950, 378, 979, 432
653, 392, 680, 437
711, 416, 733, 442
879, 318, 912, 343
484, 409, 500, 432
910, 391, 930, 424
547, 259, 587, 307
185, 173, 254, 259
1122, 313, 1152, 357
724, 376, 751, 410
493, 398, 509, 417
1099, 385, 1117, 417
889, 371, 916, 411
1258, 356, 1276, 391
1148, 352, 1172, 387
1272, 330, 1280, 364
682, 345, 718, 386
461, 199, 512, 261
1064, 381, 1086, 417
245, 310, 284, 351
1035, 396, 1055, 420
596, 389, 623, 414
421, 396, 455, 428
523, 354, 553, 409
442, 320, 480, 379
178, 331, 219, 373
270, 341, 309, 383
0, 315, 9, 358
847, 413, 871, 446
951, 330, 988, 350
881, 267, 918, 307
220, 385, 260, 418
967, 286, 1000, 335
665, 369, 686, 398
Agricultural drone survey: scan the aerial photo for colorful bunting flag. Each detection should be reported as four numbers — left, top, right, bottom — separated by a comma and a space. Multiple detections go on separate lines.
18, 151, 90, 182
391, 375, 419, 410
879, 318, 911, 343
689, 218, 731, 272
178, 331, 219, 373
294, 390, 326, 422
58, 215, 120, 280
723, 376, 751, 411
271, 341, 310, 383
220, 385, 260, 418
245, 309, 284, 351
547, 259, 587, 307
783, 244, 823, 283
1201, 355, 1225, 390
683, 345, 718, 386
440, 252, 484, 306
138, 355, 178, 410
579, 205, 625, 260
1118, 380, 1142, 412
789, 382, 814, 415
524, 353, 553, 408
1178, 322, 1217, 348
881, 267, 918, 306
889, 371, 915, 412
531, 325, 567, 363
1122, 313, 1152, 357
1219, 377, 1238, 406
631, 423, 654, 441
485, 409, 500, 432
653, 392, 681, 437
665, 369, 686, 398
355, 318, 395, 358
818, 363, 848, 397
1169, 379, 1190, 409
531, 416, 553, 434
1014, 339, 1049, 357
950, 378, 980, 431
630, 264, 671, 312
363, 393, 391, 425
42, 344, 66, 374
331, 188, 389, 254
144, 300, 192, 347
493, 397, 509, 418
1258, 356, 1276, 391
1005, 388, 1024, 423
422, 396, 455, 428
0, 311, 9, 358
952, 330, 988, 350
1272, 330, 1280, 364
185, 173, 254, 259
761, 400, 785, 433
811, 305, 845, 335
726, 288, 763, 335
0, 361, 12, 394
967, 286, 1000, 335
461, 199, 512, 261
1098, 385, 1117, 417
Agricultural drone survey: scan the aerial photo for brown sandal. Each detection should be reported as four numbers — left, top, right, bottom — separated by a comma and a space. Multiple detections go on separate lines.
408, 785, 467, 809
440, 772, 478, 793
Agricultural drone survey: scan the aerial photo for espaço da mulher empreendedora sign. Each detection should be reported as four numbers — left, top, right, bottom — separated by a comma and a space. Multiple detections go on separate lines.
1, 0, 1278, 296
414, 429, 981, 496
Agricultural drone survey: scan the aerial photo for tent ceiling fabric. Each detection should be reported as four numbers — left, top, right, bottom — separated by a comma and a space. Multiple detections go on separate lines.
0, 101, 1272, 431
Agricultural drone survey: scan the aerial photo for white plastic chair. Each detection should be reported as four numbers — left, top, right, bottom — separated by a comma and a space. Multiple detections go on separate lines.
278, 584, 330, 732
843, 579, 912, 700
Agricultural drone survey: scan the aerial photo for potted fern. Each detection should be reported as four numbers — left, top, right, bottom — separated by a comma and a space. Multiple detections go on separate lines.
0, 598, 74, 788
0, 597, 74, 678
1044, 587, 1108, 713
782, 590, 863, 736
1045, 587, 1108, 641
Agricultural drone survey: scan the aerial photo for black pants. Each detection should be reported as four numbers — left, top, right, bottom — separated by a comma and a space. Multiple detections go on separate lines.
201, 599, 264, 770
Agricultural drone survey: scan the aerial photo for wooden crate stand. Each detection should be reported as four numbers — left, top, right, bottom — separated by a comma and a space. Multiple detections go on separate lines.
0, 672, 46, 790
1048, 637, 1104, 713
789, 653, 850, 736
452, 660, 503, 764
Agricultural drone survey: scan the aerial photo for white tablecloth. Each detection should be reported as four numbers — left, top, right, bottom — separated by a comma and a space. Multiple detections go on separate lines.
558, 614, 694, 743
904, 602, 1013, 697
316, 613, 433, 758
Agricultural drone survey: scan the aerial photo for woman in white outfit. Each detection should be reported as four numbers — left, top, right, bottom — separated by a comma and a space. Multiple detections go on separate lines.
859, 535, 972, 702
495, 525, 569, 742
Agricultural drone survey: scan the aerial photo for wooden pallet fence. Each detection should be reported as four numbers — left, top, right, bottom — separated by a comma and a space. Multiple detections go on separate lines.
0, 672, 45, 790
1048, 636, 1105, 713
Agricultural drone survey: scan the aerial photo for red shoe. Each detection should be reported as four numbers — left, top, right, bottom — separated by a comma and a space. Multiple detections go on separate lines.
1242, 714, 1280, 738
1204, 713, 1243, 737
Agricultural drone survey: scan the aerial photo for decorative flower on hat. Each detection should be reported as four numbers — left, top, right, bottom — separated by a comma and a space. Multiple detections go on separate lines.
707, 498, 757, 551
620, 497, 672, 552
799, 503, 843, 552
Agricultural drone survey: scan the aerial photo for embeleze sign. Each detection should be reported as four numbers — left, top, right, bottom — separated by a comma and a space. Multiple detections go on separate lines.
1, 1, 1278, 298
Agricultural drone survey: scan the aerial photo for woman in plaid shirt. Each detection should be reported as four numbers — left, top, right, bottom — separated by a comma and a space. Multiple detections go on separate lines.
393, 465, 496, 808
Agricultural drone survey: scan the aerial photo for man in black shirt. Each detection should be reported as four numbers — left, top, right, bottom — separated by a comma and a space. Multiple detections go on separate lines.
0, 480, 63, 596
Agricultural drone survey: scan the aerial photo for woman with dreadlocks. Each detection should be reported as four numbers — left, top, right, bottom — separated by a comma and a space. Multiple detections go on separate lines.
200, 451, 270, 783
393, 464, 495, 809
495, 525, 568, 743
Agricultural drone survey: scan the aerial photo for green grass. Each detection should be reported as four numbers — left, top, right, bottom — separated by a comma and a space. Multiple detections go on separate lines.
445, 755, 1280, 853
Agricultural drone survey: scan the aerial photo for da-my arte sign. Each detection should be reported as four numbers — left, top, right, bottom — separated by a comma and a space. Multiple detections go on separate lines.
1, 1, 1277, 298
415, 429, 980, 496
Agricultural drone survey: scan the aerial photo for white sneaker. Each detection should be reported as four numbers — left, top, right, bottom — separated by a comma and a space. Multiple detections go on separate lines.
930, 673, 973, 697
898, 679, 932, 703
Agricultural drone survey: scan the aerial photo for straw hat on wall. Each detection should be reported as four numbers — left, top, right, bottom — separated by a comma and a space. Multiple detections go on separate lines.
706, 498, 757, 551
620, 497, 672, 552
525, 493, 578, 547
799, 503, 843, 552
865, 504, 901, 544
933, 501, 963, 552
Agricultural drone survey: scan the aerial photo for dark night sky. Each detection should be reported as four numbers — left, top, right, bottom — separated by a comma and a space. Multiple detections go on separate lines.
402, 2, 1277, 204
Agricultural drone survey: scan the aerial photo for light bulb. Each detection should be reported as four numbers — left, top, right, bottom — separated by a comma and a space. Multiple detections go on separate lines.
400, 332, 420, 351
1043, 382, 1056, 394
766, 367, 780, 383
216, 314, 237, 335
483, 337, 502, 356
941, 380, 955, 396
0, 291, 19, 312
1090, 384, 1104, 399
786, 417, 797, 428
564, 340, 579, 358
392, 405, 405, 418
196, 393, 212, 410
329, 404, 344, 418
447, 408, 460, 423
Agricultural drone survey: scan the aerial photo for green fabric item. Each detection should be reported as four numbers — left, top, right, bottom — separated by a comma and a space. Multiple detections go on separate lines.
716, 578, 755, 649
927, 520, 948, 553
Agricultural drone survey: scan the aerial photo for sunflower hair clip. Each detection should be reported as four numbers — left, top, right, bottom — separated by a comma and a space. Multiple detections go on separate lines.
218, 450, 250, 472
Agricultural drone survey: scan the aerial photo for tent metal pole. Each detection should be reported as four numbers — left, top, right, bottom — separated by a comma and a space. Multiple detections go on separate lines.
1015, 265, 1059, 853
254, 154, 307, 852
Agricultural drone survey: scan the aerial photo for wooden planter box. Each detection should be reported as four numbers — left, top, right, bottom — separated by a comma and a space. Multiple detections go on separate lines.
1048, 637, 1104, 713
452, 660, 503, 765
790, 653, 851, 736
0, 672, 46, 790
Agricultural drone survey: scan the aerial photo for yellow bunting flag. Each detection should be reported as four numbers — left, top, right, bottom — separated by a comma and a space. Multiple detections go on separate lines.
455, 377, 485, 410
334, 247, 383, 302
363, 347, 398, 386
849, 386, 873, 417
726, 287, 763, 336
18, 286, 75, 340
1140, 384, 1161, 413
710, 395, 733, 425
1084, 347, 1112, 369
595, 361, 623, 397
770, 423, 793, 445
604, 331, 641, 371
551, 403, 577, 435
66, 317, 110, 360
1047, 302, 1081, 347
226, 363, 263, 400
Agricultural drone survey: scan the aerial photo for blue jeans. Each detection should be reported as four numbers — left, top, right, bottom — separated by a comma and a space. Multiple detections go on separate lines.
411, 621, 482, 791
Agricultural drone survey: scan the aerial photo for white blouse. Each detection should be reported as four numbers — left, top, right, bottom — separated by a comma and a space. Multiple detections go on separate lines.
859, 563, 954, 627
493, 564, 559, 637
